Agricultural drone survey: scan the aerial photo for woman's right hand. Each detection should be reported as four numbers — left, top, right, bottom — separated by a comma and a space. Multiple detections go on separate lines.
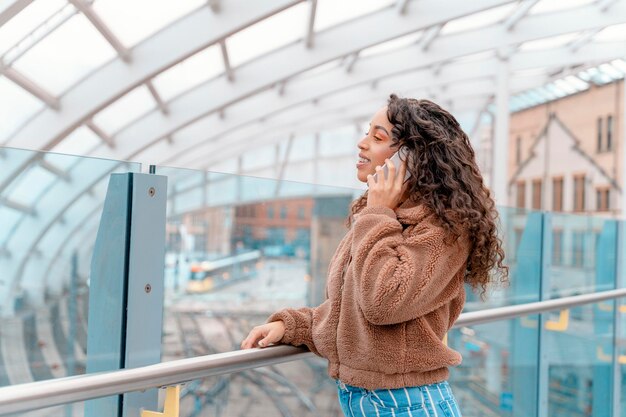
240, 321, 286, 349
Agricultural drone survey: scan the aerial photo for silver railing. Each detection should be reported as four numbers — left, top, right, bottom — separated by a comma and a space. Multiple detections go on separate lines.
1, 288, 626, 415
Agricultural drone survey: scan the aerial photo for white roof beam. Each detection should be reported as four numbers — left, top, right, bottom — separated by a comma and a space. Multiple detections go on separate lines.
122, 37, 624, 168
0, 0, 33, 27
469, 98, 494, 139
37, 159, 71, 182
274, 134, 294, 196
182, 90, 494, 169
596, 0, 619, 12
145, 41, 597, 168
420, 24, 443, 52
185, 96, 486, 170
207, 0, 220, 13
107, 0, 626, 165
68, 0, 131, 62
396, 0, 411, 15
145, 80, 169, 115
0, 197, 36, 216
0, 152, 38, 193
85, 0, 526, 160
219, 40, 234, 82
3, 0, 513, 149
85, 120, 115, 149
166, 73, 532, 168
0, 64, 59, 109
569, 28, 603, 52
305, 0, 317, 48
276, 80, 287, 96
345, 52, 359, 73
503, 0, 540, 31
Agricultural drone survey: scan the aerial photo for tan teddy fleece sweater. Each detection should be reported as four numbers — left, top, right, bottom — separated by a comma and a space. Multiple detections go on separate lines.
267, 200, 471, 390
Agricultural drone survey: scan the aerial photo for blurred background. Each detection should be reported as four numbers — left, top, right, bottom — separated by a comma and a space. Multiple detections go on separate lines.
1, 0, 626, 416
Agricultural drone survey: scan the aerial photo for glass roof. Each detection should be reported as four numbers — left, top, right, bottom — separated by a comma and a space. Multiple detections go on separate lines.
528, 0, 596, 15
0, 0, 68, 57
50, 125, 101, 155
0, 0, 624, 174
92, 84, 154, 134
152, 43, 223, 102
92, 0, 205, 48
11, 12, 117, 95
595, 23, 626, 42
518, 32, 582, 51
5, 164, 56, 207
225, 2, 308, 68
0, 75, 43, 141
509, 59, 625, 112
441, 3, 518, 35
359, 31, 423, 58
314, 0, 395, 32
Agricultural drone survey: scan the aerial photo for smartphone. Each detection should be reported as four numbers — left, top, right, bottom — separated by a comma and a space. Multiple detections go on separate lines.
371, 147, 411, 184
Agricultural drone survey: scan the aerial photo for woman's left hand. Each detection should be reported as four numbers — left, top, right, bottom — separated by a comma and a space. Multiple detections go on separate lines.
366, 159, 407, 209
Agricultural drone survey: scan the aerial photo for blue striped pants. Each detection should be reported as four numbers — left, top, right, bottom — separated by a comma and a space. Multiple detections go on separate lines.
336, 380, 462, 417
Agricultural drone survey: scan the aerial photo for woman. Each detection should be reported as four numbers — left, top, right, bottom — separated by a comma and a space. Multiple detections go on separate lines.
241, 94, 508, 416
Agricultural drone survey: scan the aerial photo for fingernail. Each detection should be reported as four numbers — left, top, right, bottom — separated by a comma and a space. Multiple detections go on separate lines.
259, 341, 265, 347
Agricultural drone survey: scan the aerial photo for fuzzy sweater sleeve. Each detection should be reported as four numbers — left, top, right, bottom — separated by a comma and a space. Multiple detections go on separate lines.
266, 299, 331, 356
351, 206, 469, 325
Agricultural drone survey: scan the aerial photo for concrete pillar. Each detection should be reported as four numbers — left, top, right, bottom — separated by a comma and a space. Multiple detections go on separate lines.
493, 59, 510, 207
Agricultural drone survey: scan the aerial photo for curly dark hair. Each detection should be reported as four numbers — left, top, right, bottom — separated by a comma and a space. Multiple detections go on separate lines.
348, 94, 508, 295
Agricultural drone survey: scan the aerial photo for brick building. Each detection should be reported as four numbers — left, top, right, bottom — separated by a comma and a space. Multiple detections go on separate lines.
508, 80, 624, 216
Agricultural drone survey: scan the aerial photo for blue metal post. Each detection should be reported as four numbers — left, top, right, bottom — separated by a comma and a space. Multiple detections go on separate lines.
511, 211, 543, 417
593, 220, 617, 417
85, 173, 167, 417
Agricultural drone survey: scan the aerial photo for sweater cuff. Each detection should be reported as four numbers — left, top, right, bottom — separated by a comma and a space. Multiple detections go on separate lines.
356, 206, 397, 220
267, 309, 296, 344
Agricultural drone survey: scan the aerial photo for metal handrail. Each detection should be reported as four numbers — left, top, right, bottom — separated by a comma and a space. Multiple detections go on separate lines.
1, 288, 626, 415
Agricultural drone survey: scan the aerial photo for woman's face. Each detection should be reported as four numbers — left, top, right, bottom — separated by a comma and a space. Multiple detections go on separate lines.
356, 106, 397, 183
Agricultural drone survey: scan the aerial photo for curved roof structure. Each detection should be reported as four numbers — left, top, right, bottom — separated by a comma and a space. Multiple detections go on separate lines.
1, 0, 626, 314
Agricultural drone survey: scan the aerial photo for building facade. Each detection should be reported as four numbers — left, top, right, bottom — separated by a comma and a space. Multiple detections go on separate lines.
508, 80, 624, 216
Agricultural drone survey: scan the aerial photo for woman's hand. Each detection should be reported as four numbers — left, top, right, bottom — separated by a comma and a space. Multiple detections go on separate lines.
367, 159, 407, 209
240, 321, 286, 349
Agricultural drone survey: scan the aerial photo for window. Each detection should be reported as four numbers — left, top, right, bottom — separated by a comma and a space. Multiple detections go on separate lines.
552, 177, 563, 211
573, 175, 585, 212
298, 206, 306, 220
191, 213, 204, 226
572, 231, 585, 268
552, 230, 563, 266
516, 136, 522, 164
267, 227, 286, 245
280, 205, 287, 219
596, 187, 610, 212
267, 206, 274, 218
532, 179, 542, 210
516, 181, 526, 210
597, 117, 603, 152
607, 115, 613, 151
